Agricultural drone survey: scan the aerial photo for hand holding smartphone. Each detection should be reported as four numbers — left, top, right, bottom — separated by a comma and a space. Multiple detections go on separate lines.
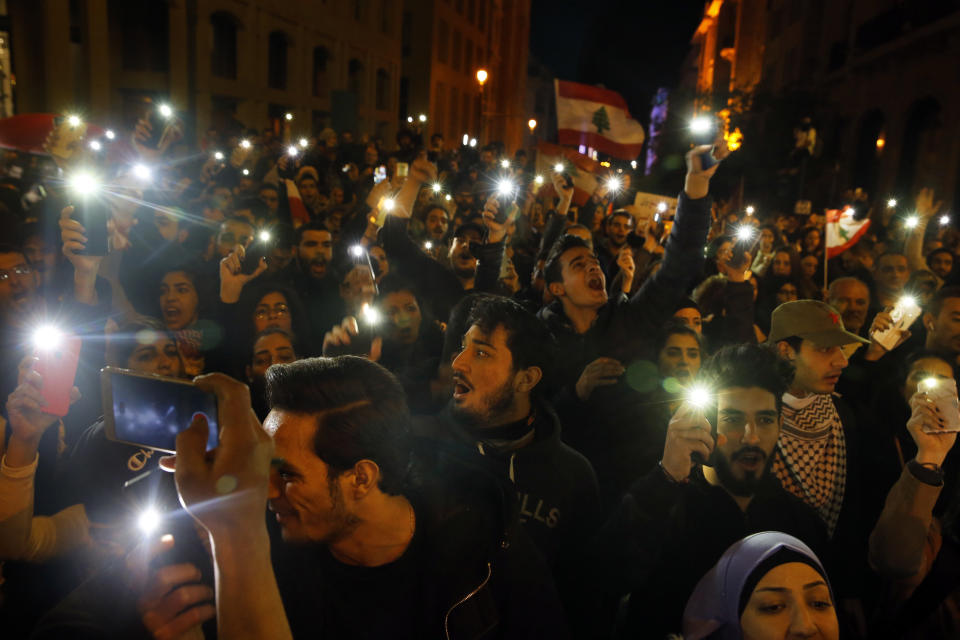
918, 377, 960, 433
871, 297, 922, 352
34, 333, 83, 417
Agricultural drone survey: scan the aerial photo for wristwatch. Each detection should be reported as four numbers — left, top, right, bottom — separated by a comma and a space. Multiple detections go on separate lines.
907, 459, 944, 487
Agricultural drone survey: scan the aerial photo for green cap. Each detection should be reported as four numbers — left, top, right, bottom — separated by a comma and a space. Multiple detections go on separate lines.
767, 300, 869, 347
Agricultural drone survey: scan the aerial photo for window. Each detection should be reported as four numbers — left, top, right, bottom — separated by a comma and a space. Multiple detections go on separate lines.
478, 1, 486, 30
402, 11, 412, 56
465, 40, 473, 77
455, 0, 464, 14
468, 0, 476, 24
438, 19, 449, 63
449, 87, 459, 140
380, 0, 391, 34
434, 83, 446, 133
461, 91, 470, 138
348, 58, 364, 102
267, 31, 288, 90
354, 0, 364, 21
109, 0, 169, 72
452, 30, 462, 71
375, 69, 389, 110
210, 12, 238, 80
312, 46, 330, 97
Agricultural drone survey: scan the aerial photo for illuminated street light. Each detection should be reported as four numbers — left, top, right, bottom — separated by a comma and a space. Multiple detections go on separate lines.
418, 114, 427, 123
528, 119, 537, 133
476, 69, 488, 86
284, 112, 293, 121
745, 205, 755, 216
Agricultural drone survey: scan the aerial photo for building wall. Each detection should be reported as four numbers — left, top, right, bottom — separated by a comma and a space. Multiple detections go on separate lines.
9, 0, 402, 143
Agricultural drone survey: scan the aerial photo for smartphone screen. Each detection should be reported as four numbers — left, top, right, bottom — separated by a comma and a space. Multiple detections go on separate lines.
102, 369, 218, 453
396, 162, 409, 178
374, 165, 387, 184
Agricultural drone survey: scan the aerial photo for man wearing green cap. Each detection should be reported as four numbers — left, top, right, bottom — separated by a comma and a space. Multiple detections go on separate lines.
768, 300, 870, 625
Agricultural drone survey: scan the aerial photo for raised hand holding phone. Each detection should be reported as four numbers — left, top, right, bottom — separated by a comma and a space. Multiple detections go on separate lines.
907, 389, 959, 466
5, 355, 80, 468
661, 401, 719, 483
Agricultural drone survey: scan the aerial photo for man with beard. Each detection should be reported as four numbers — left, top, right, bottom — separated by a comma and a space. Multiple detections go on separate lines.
596, 210, 633, 280
827, 277, 871, 337
423, 205, 450, 245
414, 296, 600, 634
593, 344, 828, 639
284, 222, 343, 342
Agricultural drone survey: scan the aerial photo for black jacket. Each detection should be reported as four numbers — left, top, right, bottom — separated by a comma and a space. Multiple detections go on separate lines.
593, 466, 829, 639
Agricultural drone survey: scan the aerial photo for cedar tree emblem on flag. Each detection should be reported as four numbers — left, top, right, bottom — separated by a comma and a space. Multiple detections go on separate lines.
592, 107, 610, 135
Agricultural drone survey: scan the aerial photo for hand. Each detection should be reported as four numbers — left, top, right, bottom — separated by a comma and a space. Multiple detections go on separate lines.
481, 197, 509, 244
59, 206, 104, 276
723, 249, 752, 283
617, 247, 635, 293
575, 357, 625, 401
170, 374, 274, 538
365, 178, 392, 209
220, 245, 266, 304
200, 157, 223, 183
685, 134, 732, 199
864, 307, 911, 361
915, 187, 942, 221
128, 535, 214, 640
408, 155, 437, 186
906, 391, 958, 466
5, 357, 80, 467
321, 317, 382, 362
551, 172, 574, 202
661, 403, 720, 483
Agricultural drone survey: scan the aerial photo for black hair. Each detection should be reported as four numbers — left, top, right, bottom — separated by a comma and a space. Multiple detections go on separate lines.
258, 183, 279, 195
656, 320, 705, 355
899, 348, 958, 383
250, 327, 297, 361
220, 216, 254, 232
266, 356, 411, 495
927, 285, 960, 318
544, 234, 592, 285
926, 247, 954, 268
295, 220, 333, 245
452, 221, 484, 240
466, 295, 555, 377
697, 343, 795, 416
233, 197, 270, 221
239, 280, 313, 355
378, 273, 418, 300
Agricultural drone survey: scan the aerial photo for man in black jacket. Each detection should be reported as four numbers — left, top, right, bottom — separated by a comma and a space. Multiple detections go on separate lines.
413, 296, 600, 632
594, 344, 829, 639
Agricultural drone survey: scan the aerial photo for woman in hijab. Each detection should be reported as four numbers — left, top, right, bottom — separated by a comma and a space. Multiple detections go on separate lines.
682, 531, 838, 640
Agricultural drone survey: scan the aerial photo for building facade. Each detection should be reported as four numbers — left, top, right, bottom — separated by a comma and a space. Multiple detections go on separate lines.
8, 0, 402, 142
690, 0, 960, 210
401, 0, 530, 152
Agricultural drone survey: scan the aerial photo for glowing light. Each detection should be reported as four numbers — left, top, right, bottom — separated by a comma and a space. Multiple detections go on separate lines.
88, 140, 102, 151
462, 134, 469, 145
158, 104, 173, 118
33, 325, 63, 351
382, 198, 395, 212
630, 160, 637, 169
418, 114, 427, 122
905, 216, 919, 229
137, 507, 161, 535
284, 112, 293, 121
553, 162, 565, 173
469, 138, 477, 147
745, 205, 755, 216
213, 151, 224, 161
432, 183, 443, 194
476, 69, 488, 85
242, 169, 250, 176
104, 129, 116, 140
68, 171, 100, 195
240, 139, 252, 149
657, 202, 668, 213
534, 175, 544, 185
407, 116, 414, 123
259, 230, 271, 243
500, 159, 511, 169
287, 146, 299, 157
600, 161, 611, 168
132, 164, 152, 181
497, 180, 515, 197
690, 116, 713, 135
736, 226, 755, 241
445, 194, 452, 201
887, 198, 897, 208
876, 135, 886, 150
686, 384, 712, 408
67, 115, 82, 127
361, 303, 381, 325
724, 127, 743, 151
941, 215, 951, 226
899, 295, 918, 309
424, 241, 433, 250
528, 119, 537, 132
349, 245, 365, 258
921, 377, 940, 391
606, 177, 621, 192
297, 137, 308, 149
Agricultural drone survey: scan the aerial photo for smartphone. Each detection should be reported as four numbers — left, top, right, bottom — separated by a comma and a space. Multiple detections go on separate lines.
144, 103, 175, 150
324, 321, 376, 358
396, 162, 409, 178
241, 243, 268, 275
34, 334, 83, 417
71, 198, 110, 256
373, 165, 387, 184
872, 297, 922, 351
919, 378, 960, 433
101, 367, 219, 453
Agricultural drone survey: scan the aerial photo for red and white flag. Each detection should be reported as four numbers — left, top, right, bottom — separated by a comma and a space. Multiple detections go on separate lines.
554, 80, 645, 160
825, 207, 871, 258
535, 141, 601, 207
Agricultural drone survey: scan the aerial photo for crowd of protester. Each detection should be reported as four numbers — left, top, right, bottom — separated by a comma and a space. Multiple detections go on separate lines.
0, 106, 959, 639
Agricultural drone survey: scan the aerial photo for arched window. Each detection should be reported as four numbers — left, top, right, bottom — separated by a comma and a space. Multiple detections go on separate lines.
268, 31, 289, 90
375, 68, 389, 110
852, 110, 884, 196
210, 12, 239, 79
313, 46, 330, 97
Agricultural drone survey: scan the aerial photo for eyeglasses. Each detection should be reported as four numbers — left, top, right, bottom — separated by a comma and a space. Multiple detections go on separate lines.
0, 265, 32, 281
254, 304, 290, 320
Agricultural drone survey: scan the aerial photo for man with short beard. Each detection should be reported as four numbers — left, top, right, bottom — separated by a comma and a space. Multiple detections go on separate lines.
827, 276, 871, 336
593, 344, 828, 639
283, 221, 343, 342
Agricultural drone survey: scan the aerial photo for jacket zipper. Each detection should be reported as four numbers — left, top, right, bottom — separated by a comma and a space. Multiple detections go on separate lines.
444, 562, 493, 640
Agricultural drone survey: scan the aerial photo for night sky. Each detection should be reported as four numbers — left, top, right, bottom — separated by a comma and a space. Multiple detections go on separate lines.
530, 0, 703, 126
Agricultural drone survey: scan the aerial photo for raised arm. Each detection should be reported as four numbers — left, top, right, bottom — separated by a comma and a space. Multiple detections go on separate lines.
904, 188, 942, 275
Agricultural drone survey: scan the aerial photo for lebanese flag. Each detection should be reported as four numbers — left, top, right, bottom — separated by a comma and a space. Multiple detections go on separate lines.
535, 141, 601, 207
826, 207, 871, 258
555, 80, 645, 160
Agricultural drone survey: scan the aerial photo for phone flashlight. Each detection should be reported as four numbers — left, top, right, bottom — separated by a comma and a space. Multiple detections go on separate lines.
104, 129, 116, 140
941, 215, 951, 226
240, 139, 252, 149
500, 159, 511, 169
287, 145, 299, 157
445, 194, 452, 201
299, 137, 309, 149
89, 140, 102, 151
407, 116, 414, 123
745, 205, 756, 216
899, 295, 918, 309
462, 134, 469, 145
137, 506, 161, 535
418, 114, 427, 123
242, 168, 250, 176
905, 216, 919, 229
349, 244, 365, 258
259, 230, 271, 243
736, 226, 755, 242
68, 171, 101, 196
33, 325, 63, 351
213, 151, 225, 161
534, 175, 544, 186
657, 201, 668, 213
361, 303, 381, 326
469, 138, 477, 147
432, 183, 443, 194
606, 177, 621, 193
67, 115, 82, 128
887, 198, 898, 208
655, 213, 661, 223
921, 377, 939, 392
553, 163, 565, 173
284, 112, 293, 121
424, 241, 433, 250
382, 198, 395, 213
690, 116, 714, 136
497, 179, 515, 197
157, 104, 173, 119
686, 384, 712, 408
132, 164, 152, 181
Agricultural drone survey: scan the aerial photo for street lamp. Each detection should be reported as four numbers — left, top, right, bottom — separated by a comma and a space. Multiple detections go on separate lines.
476, 69, 488, 86
528, 119, 537, 133
476, 69, 489, 146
